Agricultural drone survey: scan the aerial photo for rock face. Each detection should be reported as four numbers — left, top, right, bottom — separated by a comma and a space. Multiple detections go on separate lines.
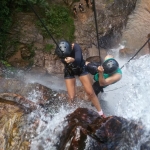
75, 0, 137, 49
57, 108, 148, 150
0, 76, 89, 108
5, 0, 137, 74
0, 99, 30, 150
121, 0, 150, 56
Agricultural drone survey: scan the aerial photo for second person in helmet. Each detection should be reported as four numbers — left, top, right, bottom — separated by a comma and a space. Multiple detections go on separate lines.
86, 55, 122, 95
55, 40, 106, 118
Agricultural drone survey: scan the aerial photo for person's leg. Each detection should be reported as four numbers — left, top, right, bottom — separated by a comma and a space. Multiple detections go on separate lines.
65, 78, 76, 103
79, 74, 102, 112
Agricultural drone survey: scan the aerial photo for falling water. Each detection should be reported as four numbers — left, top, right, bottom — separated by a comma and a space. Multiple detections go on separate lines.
20, 44, 150, 150
9, 0, 150, 149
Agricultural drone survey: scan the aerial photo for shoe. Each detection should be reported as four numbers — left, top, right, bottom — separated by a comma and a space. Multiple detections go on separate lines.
98, 110, 106, 118
100, 114, 106, 118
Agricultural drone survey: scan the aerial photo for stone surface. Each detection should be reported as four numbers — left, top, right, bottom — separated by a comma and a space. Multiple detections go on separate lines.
6, 0, 137, 74
57, 107, 148, 150
0, 99, 30, 150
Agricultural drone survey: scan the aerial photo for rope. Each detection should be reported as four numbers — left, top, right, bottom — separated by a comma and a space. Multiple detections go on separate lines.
26, 0, 61, 49
105, 38, 150, 92
104, 83, 129, 92
93, 0, 101, 65
120, 37, 150, 69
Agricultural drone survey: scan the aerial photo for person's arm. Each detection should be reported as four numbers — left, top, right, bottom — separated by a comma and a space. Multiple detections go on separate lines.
72, 43, 82, 66
98, 66, 122, 86
64, 43, 82, 66
64, 57, 75, 63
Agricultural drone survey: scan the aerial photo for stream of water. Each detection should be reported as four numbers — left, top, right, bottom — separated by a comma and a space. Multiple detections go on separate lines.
7, 0, 150, 149
22, 45, 150, 150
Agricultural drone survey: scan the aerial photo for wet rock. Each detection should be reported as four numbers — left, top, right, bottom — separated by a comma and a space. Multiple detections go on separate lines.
27, 67, 47, 77
0, 100, 30, 150
141, 141, 150, 150
119, 47, 133, 58
57, 108, 147, 150
148, 33, 150, 50
122, 0, 150, 54
0, 93, 36, 111
5, 0, 138, 74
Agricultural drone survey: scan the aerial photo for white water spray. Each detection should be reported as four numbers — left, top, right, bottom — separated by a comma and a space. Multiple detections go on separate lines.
103, 52, 150, 129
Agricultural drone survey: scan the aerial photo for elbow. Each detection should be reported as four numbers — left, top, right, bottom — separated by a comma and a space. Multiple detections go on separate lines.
99, 81, 106, 87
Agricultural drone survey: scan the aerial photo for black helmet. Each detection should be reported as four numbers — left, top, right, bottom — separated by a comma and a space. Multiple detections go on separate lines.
87, 62, 100, 75
55, 40, 72, 58
102, 59, 119, 74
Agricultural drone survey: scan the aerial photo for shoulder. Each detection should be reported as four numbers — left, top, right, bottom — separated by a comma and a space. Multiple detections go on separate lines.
111, 72, 122, 80
116, 68, 122, 74
72, 43, 81, 51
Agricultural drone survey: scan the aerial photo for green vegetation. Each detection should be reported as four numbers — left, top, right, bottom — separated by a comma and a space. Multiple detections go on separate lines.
1, 60, 11, 67
44, 44, 54, 53
0, 0, 75, 61
23, 43, 35, 60
38, 4, 75, 41
0, 0, 12, 60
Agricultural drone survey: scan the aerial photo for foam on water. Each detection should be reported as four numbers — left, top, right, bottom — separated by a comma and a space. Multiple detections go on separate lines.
29, 106, 72, 150
25, 45, 150, 149
25, 90, 92, 150
102, 46, 150, 130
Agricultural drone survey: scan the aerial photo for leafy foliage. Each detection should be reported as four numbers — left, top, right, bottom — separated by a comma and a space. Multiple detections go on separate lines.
0, 0, 12, 59
38, 4, 75, 41
0, 0, 75, 61
44, 44, 54, 52
63, 0, 80, 7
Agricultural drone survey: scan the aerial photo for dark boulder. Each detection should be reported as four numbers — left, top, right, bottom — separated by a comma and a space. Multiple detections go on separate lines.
57, 108, 148, 150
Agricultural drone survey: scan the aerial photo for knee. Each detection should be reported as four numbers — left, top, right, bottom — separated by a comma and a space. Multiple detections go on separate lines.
86, 91, 96, 99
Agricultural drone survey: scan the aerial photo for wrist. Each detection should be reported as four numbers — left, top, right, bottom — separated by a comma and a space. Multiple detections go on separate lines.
71, 58, 75, 62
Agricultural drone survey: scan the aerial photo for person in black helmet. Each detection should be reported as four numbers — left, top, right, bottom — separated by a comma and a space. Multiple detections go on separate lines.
86, 55, 122, 96
55, 40, 106, 118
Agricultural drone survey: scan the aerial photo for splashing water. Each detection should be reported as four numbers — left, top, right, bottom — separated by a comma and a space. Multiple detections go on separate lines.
23, 54, 150, 150
24, 87, 93, 149
103, 54, 150, 128
29, 106, 71, 150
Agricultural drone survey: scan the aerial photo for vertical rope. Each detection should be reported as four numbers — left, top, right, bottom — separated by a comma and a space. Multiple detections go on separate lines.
93, 0, 101, 65
26, 0, 59, 48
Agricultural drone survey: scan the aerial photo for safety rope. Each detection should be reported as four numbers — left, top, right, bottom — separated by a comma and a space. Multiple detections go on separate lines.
105, 37, 150, 92
93, 0, 101, 65
26, 0, 61, 51
92, 0, 150, 92
120, 37, 150, 69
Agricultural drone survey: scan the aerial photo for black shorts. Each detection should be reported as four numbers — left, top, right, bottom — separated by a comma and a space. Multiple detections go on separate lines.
64, 65, 89, 79
92, 81, 104, 95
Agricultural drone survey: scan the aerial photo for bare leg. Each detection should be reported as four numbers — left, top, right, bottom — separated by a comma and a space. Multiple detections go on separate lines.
79, 74, 102, 112
65, 78, 76, 103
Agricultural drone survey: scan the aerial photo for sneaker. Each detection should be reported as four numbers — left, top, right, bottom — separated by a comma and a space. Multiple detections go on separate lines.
101, 114, 106, 118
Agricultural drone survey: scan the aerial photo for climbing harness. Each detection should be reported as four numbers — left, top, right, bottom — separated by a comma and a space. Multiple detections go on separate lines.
93, 0, 102, 65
